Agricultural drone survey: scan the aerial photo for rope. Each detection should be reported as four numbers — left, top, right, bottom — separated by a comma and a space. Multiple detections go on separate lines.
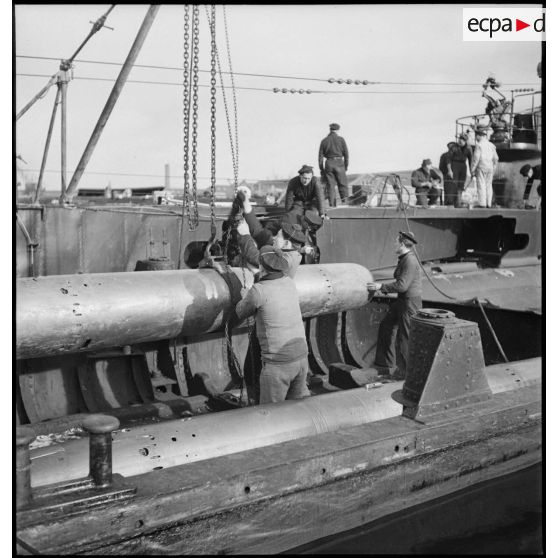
390, 174, 510, 363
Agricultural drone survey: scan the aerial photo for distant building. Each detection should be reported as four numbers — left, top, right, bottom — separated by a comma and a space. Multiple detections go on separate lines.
346, 173, 376, 196
77, 185, 164, 199
252, 179, 288, 198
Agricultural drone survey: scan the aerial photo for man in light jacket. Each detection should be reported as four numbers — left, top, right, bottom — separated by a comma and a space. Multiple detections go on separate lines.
471, 128, 499, 208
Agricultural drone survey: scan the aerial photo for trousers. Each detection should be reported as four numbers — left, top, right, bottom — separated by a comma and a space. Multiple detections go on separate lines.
475, 167, 493, 207
259, 357, 310, 404
324, 159, 348, 204
415, 186, 440, 207
374, 296, 422, 378
449, 162, 468, 207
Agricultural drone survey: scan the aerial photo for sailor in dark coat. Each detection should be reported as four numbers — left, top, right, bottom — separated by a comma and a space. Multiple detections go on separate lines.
318, 123, 349, 205
284, 164, 326, 219
367, 231, 422, 380
448, 134, 473, 208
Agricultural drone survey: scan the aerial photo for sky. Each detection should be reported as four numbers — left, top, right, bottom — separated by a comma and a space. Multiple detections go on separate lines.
14, 3, 542, 191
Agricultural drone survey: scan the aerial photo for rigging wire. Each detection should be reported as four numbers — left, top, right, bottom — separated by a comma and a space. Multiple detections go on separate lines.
17, 74, 531, 95
22, 168, 262, 180
16, 55, 541, 87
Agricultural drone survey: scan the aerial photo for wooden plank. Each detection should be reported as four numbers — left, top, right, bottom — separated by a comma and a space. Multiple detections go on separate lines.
97, 432, 540, 555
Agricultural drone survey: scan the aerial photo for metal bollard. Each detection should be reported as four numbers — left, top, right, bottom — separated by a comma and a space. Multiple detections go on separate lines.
16, 426, 36, 510
82, 414, 120, 488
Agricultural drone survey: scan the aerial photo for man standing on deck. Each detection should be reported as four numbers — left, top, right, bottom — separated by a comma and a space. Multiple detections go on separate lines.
318, 123, 349, 206
448, 134, 473, 208
439, 142, 457, 206
471, 129, 499, 208
284, 165, 327, 221
234, 245, 310, 404
367, 231, 422, 381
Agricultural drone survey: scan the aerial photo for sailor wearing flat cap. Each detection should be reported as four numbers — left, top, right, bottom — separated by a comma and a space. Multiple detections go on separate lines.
284, 164, 327, 222
318, 123, 350, 206
235, 245, 310, 405
367, 230, 422, 381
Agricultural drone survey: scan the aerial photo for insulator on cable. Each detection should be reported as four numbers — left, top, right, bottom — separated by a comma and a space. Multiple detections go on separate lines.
290, 88, 296, 93
281, 88, 288, 93
273, 87, 279, 93
355, 80, 361, 85
337, 79, 344, 84
298, 89, 304, 94
328, 78, 335, 83
346, 79, 353, 84
362, 80, 369, 85
306, 90, 312, 94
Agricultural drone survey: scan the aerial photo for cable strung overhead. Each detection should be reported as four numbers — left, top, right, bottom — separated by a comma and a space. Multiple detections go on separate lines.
16, 55, 540, 87
18, 74, 535, 96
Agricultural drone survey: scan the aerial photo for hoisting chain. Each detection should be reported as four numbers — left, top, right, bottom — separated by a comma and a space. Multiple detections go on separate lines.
222, 5, 239, 194
204, 4, 239, 195
178, 5, 196, 269
190, 4, 200, 227
209, 4, 217, 239
207, 4, 250, 404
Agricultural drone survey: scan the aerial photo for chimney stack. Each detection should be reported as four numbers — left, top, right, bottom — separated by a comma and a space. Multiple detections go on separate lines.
164, 163, 170, 190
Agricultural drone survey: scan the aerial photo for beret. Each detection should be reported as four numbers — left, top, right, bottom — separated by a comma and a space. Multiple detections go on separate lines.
298, 164, 314, 175
329, 123, 340, 130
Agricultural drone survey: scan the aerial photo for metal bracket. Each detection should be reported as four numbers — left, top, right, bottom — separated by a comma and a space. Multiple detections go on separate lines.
198, 230, 224, 269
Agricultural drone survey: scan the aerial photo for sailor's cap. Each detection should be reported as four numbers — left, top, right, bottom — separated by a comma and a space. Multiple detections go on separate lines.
281, 221, 307, 246
259, 245, 289, 272
398, 230, 418, 245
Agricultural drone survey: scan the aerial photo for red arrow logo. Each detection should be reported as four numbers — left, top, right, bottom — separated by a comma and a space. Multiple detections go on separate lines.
516, 19, 530, 31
